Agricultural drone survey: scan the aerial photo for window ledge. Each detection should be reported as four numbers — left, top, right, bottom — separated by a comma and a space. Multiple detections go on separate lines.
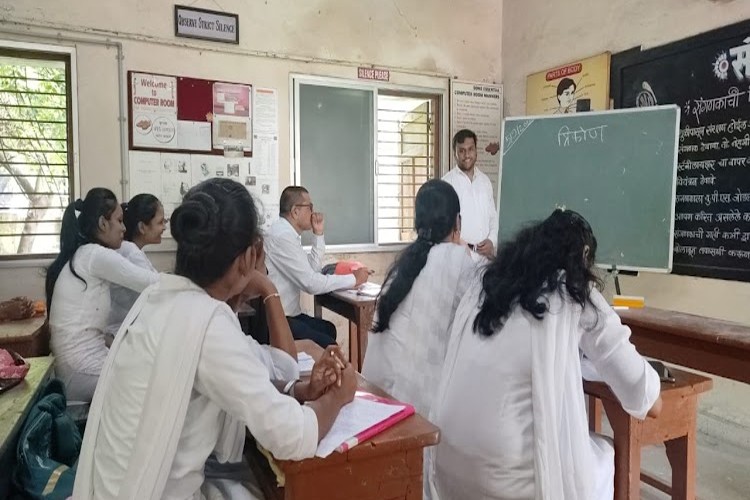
303, 243, 408, 254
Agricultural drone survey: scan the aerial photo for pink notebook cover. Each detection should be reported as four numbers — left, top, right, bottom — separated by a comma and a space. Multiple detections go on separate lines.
335, 391, 416, 453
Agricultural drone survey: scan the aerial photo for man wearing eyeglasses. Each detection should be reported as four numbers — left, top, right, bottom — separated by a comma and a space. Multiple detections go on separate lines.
264, 186, 370, 347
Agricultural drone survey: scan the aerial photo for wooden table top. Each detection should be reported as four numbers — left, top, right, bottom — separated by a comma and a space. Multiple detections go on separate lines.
271, 341, 440, 474
0, 356, 54, 458
325, 290, 378, 305
584, 365, 713, 403
0, 316, 45, 341
618, 307, 750, 352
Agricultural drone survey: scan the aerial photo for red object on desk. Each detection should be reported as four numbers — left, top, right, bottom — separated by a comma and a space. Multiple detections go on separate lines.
336, 392, 416, 453
333, 260, 365, 274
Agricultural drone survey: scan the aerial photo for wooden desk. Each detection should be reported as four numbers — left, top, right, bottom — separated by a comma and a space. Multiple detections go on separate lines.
618, 307, 750, 384
585, 367, 713, 500
0, 355, 55, 497
314, 291, 376, 372
0, 316, 49, 358
245, 341, 439, 500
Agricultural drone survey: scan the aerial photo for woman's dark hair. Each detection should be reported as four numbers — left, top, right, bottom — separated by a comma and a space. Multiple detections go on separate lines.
372, 179, 460, 333
171, 178, 259, 287
123, 193, 161, 240
473, 209, 601, 337
45, 188, 119, 309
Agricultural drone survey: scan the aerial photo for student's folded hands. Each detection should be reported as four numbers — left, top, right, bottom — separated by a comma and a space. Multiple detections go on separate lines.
307, 345, 349, 399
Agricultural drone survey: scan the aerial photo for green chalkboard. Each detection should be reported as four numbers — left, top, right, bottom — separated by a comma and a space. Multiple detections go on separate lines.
499, 105, 680, 272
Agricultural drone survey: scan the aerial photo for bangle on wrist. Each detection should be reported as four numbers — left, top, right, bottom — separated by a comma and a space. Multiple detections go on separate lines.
262, 292, 280, 305
283, 379, 299, 397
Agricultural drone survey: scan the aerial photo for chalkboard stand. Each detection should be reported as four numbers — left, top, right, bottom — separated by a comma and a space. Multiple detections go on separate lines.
608, 265, 638, 295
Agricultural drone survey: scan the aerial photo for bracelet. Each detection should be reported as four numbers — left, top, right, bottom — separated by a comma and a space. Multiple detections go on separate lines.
262, 292, 280, 305
283, 379, 299, 397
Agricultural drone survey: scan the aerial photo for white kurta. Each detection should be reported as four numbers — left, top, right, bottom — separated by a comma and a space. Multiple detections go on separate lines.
361, 242, 476, 417
49, 243, 158, 386
265, 218, 355, 317
430, 283, 660, 500
74, 274, 318, 500
106, 241, 157, 335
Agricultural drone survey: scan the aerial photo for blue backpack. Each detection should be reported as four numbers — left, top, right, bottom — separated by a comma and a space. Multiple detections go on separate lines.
14, 379, 82, 499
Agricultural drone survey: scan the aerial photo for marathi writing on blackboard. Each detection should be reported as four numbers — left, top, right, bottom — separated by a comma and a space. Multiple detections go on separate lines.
683, 86, 747, 124
556, 124, 607, 147
673, 83, 750, 268
617, 26, 750, 280
503, 119, 534, 154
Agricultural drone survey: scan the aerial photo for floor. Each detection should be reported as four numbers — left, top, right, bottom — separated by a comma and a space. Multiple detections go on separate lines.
597, 417, 750, 500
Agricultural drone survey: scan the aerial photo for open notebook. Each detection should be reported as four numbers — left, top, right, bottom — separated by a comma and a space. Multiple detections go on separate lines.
316, 391, 414, 457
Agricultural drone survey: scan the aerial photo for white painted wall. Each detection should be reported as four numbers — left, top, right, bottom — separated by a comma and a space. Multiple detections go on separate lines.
0, 0, 502, 296
502, 0, 750, 447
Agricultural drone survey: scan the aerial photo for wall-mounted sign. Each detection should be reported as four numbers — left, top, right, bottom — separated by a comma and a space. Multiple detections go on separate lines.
358, 67, 390, 82
174, 5, 239, 44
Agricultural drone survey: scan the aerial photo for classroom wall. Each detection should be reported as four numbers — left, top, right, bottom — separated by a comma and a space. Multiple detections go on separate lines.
0, 0, 502, 297
502, 0, 750, 447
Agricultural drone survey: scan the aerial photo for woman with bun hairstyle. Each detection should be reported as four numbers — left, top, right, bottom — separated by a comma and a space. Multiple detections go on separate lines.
46, 188, 158, 403
106, 193, 166, 335
75, 178, 357, 500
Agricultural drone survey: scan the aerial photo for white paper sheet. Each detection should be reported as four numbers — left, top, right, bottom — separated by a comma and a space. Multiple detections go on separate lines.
315, 396, 404, 458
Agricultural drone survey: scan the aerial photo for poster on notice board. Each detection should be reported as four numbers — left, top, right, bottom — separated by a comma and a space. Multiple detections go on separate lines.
526, 52, 611, 115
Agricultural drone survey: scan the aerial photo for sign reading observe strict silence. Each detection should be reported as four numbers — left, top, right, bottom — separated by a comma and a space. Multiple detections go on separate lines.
174, 5, 239, 44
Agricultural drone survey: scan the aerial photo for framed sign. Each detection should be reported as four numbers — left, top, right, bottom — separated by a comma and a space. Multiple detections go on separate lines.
174, 5, 239, 44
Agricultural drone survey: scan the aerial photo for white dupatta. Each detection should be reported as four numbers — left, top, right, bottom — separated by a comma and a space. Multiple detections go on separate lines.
73, 274, 244, 499
428, 282, 596, 500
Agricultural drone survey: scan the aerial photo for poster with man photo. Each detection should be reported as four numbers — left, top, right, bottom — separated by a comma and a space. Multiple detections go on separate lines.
525, 52, 611, 115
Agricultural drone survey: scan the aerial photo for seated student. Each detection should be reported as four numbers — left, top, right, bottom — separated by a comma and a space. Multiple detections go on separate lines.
264, 186, 369, 347
46, 188, 158, 403
430, 209, 662, 500
74, 178, 357, 499
362, 179, 476, 417
106, 193, 166, 335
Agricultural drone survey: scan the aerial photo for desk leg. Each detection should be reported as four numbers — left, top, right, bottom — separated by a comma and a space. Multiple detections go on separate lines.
588, 396, 603, 433
603, 400, 643, 500
314, 297, 322, 319
349, 320, 360, 372
665, 402, 697, 500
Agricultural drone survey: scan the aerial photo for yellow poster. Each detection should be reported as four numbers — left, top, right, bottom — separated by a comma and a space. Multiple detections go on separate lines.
526, 52, 611, 115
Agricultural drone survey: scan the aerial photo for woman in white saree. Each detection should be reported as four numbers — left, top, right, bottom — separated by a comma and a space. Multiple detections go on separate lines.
430, 209, 663, 500
74, 178, 357, 500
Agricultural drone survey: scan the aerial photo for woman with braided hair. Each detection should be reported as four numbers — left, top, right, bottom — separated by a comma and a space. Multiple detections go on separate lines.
46, 187, 158, 402
362, 179, 477, 418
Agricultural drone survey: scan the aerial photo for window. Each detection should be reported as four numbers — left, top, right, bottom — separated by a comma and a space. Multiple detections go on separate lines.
377, 93, 438, 243
0, 46, 74, 258
293, 76, 443, 248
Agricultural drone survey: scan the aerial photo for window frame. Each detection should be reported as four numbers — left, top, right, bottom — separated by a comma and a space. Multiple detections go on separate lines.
0, 40, 79, 262
290, 74, 448, 252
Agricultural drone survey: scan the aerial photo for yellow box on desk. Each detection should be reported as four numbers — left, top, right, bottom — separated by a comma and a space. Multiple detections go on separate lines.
612, 295, 645, 308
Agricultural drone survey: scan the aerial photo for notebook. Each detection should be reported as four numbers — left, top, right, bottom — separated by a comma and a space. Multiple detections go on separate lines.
297, 352, 315, 375
315, 391, 415, 457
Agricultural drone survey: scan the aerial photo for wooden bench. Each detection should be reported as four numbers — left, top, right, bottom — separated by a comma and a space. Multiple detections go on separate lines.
0, 356, 55, 498
617, 307, 750, 384
0, 317, 49, 358
245, 341, 439, 500
585, 366, 713, 500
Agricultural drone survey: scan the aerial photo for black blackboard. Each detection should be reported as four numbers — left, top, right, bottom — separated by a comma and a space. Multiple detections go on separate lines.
612, 20, 750, 282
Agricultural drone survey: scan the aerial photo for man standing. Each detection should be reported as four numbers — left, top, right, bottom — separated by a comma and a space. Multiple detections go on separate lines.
442, 129, 498, 259
264, 186, 369, 347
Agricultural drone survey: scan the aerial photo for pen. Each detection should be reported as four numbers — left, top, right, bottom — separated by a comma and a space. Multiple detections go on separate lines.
331, 349, 345, 387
